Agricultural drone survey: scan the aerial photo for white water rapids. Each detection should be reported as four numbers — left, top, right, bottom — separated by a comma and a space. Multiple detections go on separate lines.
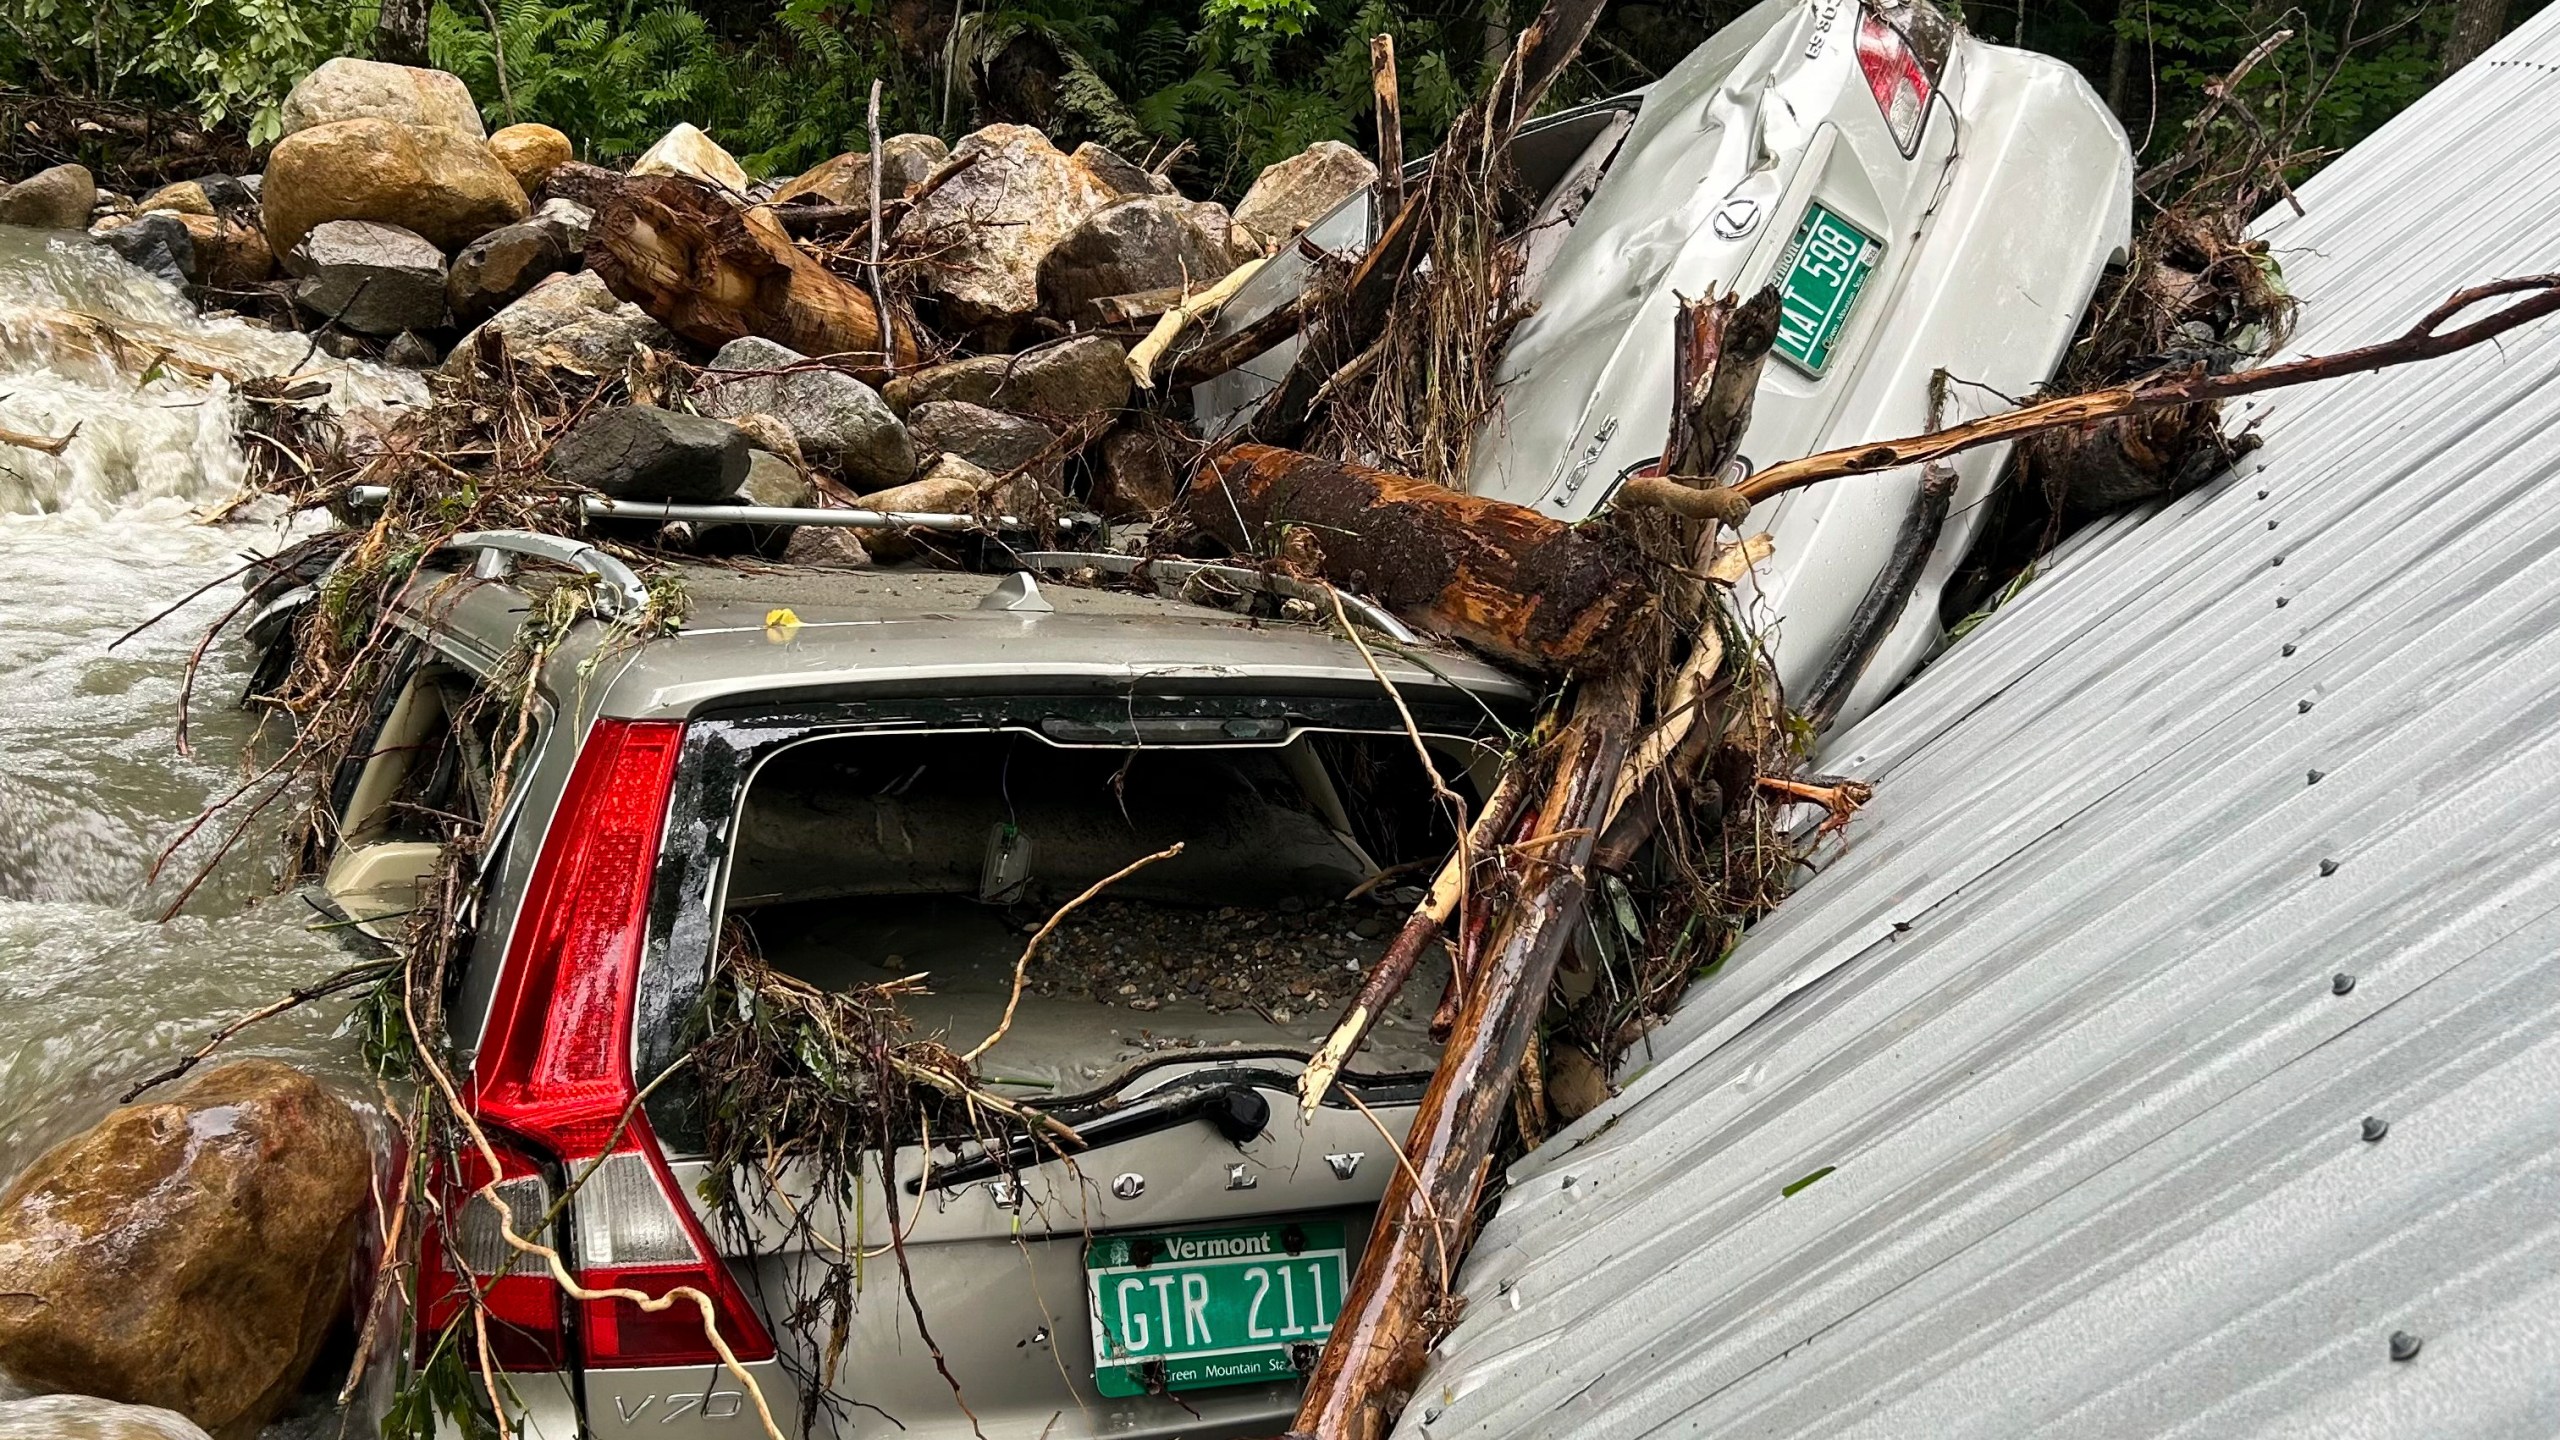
0, 225, 421, 1187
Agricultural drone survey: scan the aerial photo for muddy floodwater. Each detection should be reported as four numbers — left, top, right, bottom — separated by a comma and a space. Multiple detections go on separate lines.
0, 227, 411, 1190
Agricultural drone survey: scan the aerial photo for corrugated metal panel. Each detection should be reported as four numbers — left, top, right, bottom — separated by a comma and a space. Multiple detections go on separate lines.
1398, 12, 2560, 1438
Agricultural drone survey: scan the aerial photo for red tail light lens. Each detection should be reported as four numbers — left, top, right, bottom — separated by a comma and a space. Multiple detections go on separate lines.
1855, 2, 1946, 156
417, 1135, 567, 1371
466, 717, 775, 1367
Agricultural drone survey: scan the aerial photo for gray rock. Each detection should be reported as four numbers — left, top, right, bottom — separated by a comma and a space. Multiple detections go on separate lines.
1093, 423, 1182, 516
1038, 194, 1236, 322
383, 330, 440, 368
0, 1395, 215, 1440
893, 124, 1115, 342
553, 405, 751, 502
906, 401, 1057, 480
445, 219, 570, 328
0, 164, 98, 231
442, 271, 670, 378
737, 448, 813, 508
1232, 140, 1377, 250
96, 212, 196, 288
883, 334, 1131, 421
1071, 142, 1173, 199
289, 220, 447, 335
781, 527, 871, 567
532, 196, 593, 251
694, 336, 912, 488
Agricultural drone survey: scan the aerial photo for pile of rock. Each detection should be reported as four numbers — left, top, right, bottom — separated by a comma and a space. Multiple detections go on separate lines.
27, 56, 1384, 560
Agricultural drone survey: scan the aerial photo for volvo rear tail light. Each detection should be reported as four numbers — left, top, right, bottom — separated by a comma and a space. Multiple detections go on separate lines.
1855, 0, 1953, 157
417, 1136, 568, 1370
466, 718, 775, 1368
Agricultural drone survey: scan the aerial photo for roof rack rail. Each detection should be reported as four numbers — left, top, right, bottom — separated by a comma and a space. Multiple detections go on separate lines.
438, 530, 653, 618
346, 486, 1018, 533
1015, 551, 1423, 646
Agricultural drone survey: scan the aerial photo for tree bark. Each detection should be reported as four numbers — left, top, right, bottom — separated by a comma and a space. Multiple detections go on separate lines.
371, 0, 432, 68
1371, 36, 1405, 222
588, 175, 920, 378
1187, 444, 1655, 675
1288, 673, 1640, 1440
2444, 0, 2511, 73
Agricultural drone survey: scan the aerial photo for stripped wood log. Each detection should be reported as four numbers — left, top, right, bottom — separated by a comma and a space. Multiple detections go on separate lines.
588, 174, 920, 378
1187, 444, 1655, 674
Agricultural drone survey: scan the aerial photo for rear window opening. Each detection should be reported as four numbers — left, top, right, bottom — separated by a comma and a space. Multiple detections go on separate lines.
722, 728, 1491, 1098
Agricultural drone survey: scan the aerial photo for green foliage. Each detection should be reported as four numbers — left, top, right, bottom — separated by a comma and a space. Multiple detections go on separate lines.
0, 0, 370, 143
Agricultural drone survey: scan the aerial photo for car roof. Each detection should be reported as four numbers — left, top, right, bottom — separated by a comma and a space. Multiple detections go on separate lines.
400, 552, 1537, 723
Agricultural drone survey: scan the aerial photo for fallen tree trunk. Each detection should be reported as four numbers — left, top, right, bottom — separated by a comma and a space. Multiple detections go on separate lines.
1289, 673, 1640, 1440
1187, 444, 1655, 674
588, 174, 920, 378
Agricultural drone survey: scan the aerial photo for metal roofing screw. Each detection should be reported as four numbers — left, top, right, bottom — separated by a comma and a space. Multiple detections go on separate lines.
2272, 555, 2285, 566
2281, 643, 2298, 656
2332, 972, 2357, 996
2299, 698, 2315, 713
2276, 596, 2291, 608
2320, 858, 2341, 876
2362, 1116, 2391, 1142
2267, 519, 2279, 530
2308, 769, 2325, 784
2389, 1330, 2422, 1361
2257, 489, 2270, 499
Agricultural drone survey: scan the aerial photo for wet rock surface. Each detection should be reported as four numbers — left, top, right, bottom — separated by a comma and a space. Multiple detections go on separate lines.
96, 212, 195, 288
1038, 194, 1237, 322
279, 58, 487, 140
1092, 422, 1183, 516
289, 219, 447, 334
553, 404, 751, 502
893, 124, 1115, 340
775, 133, 948, 210
261, 116, 529, 256
694, 335, 912, 487
0, 1059, 369, 1440
0, 164, 98, 231
906, 400, 1056, 479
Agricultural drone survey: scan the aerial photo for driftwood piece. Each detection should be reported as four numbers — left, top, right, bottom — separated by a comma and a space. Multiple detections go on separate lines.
1188, 444, 1655, 674
588, 174, 920, 377
1372, 35, 1405, 221
1288, 673, 1641, 1440
1736, 274, 2560, 504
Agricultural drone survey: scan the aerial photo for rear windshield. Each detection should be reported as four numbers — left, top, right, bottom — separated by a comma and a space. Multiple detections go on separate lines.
720, 728, 1489, 1097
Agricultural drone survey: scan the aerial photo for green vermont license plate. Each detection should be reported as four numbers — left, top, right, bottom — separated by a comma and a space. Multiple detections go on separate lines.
1086, 1221, 1346, 1397
1772, 201, 1884, 376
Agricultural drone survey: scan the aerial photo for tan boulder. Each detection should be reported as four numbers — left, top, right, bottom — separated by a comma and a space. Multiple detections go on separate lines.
774, 133, 948, 210
892, 124, 1115, 340
1232, 139, 1378, 250
0, 1060, 371, 1440
442, 271, 671, 378
0, 1395, 214, 1440
488, 122, 574, 195
136, 180, 214, 216
858, 455, 999, 562
262, 116, 529, 257
175, 213, 275, 289
279, 57, 485, 140
629, 123, 748, 194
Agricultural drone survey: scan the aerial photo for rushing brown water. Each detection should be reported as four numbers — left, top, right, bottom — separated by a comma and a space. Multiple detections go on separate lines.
0, 227, 418, 1190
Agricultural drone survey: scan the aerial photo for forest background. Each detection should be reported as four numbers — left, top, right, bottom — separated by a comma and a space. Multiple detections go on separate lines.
0, 0, 2520, 204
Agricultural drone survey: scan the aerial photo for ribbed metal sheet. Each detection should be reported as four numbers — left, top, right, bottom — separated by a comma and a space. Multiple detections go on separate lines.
1399, 13, 2560, 1438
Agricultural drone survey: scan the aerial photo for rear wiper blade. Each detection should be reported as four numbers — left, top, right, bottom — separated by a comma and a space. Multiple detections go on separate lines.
912, 1078, 1271, 1193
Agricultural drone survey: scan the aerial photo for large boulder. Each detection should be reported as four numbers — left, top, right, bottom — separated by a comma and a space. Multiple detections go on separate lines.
1092, 422, 1182, 517
1232, 139, 1377, 252
906, 401, 1056, 481
445, 219, 571, 328
289, 220, 447, 336
882, 334, 1130, 422
0, 1396, 214, 1440
629, 123, 747, 194
553, 404, 751, 502
892, 124, 1115, 341
279, 58, 485, 140
0, 1060, 369, 1440
487, 122, 574, 196
441, 270, 670, 377
1070, 142, 1172, 199
692, 336, 912, 489
0, 164, 97, 231
262, 117, 529, 257
774, 133, 948, 211
1037, 194, 1236, 322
